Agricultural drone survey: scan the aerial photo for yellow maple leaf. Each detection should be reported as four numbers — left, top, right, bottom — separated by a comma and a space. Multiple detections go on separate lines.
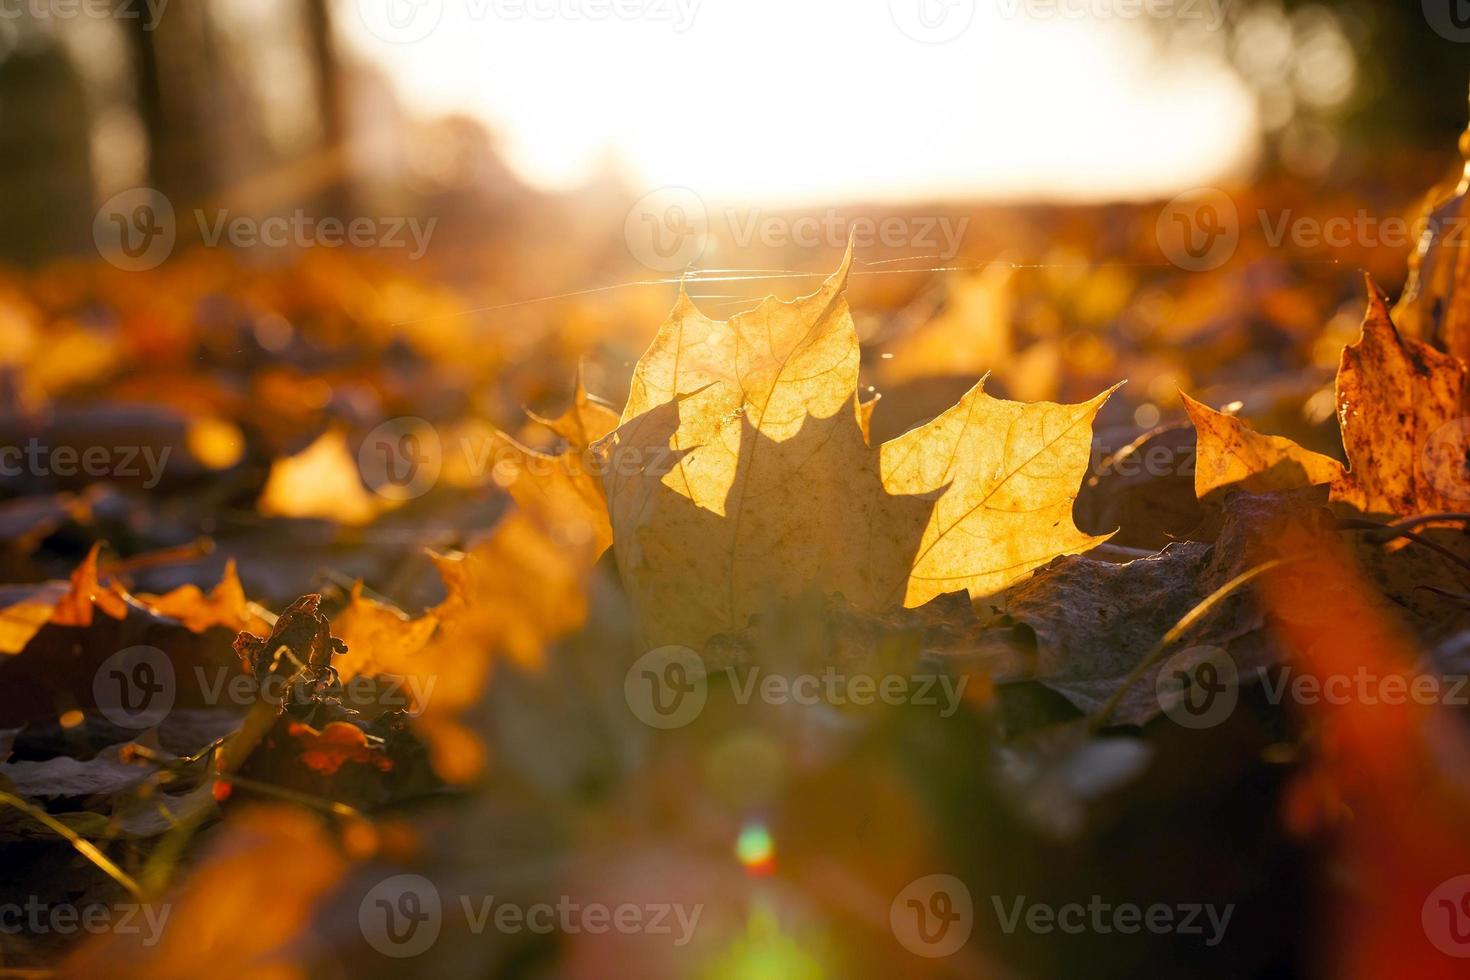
598, 248, 1116, 648
488, 429, 612, 555
1180, 391, 1343, 500
881, 378, 1117, 607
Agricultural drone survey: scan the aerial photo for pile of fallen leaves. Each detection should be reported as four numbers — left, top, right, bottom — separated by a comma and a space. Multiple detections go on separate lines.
4, 117, 1470, 979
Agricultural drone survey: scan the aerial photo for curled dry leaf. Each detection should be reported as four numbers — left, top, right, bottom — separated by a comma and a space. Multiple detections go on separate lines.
1393, 117, 1470, 362
598, 248, 1116, 649
50, 542, 129, 629
287, 719, 392, 776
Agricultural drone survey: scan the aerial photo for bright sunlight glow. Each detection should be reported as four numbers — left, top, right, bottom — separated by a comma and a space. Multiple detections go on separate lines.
341, 0, 1259, 204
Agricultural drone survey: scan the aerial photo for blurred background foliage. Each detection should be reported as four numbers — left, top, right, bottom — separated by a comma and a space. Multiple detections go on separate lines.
0, 0, 1466, 265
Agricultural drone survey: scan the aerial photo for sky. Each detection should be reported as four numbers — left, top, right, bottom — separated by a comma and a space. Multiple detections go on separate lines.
341, 0, 1259, 205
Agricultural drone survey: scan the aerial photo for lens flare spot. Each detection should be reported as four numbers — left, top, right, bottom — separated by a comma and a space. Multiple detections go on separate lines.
736, 823, 775, 875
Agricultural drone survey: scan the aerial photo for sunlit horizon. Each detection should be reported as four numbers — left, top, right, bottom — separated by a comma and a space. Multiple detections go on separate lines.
341, 0, 1260, 206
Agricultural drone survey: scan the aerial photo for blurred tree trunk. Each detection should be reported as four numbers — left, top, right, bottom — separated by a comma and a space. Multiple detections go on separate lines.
117, 0, 214, 207
304, 0, 351, 216
0, 44, 94, 264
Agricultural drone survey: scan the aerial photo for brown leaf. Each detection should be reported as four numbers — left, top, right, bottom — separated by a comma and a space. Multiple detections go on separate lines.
1331, 281, 1470, 516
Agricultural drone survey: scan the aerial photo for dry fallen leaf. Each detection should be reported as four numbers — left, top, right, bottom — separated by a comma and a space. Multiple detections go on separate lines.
0, 543, 128, 654
598, 249, 1116, 649
525, 364, 621, 449
488, 427, 612, 555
